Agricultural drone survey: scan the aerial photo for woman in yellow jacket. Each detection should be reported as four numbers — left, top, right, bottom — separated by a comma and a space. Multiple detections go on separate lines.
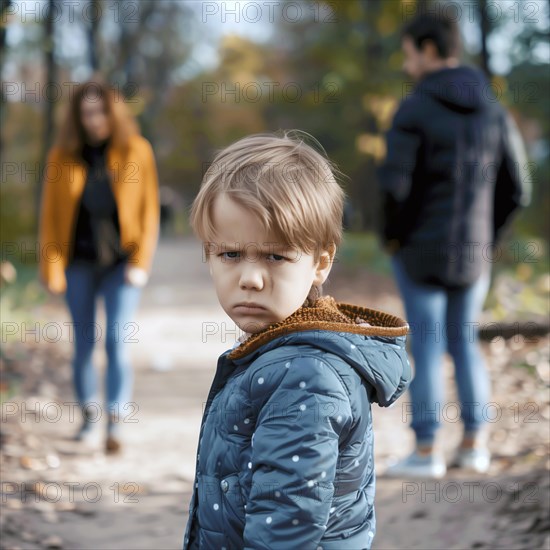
38, 78, 160, 453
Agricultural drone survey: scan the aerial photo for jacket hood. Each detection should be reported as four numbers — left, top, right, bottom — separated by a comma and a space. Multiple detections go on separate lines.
415, 65, 490, 113
228, 295, 411, 407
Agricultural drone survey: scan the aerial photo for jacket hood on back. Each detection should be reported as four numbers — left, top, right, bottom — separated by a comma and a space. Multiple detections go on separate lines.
415, 65, 491, 113
229, 295, 411, 407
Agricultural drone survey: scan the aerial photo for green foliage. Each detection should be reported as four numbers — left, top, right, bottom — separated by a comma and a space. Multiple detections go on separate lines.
0, 263, 48, 344
338, 231, 549, 323
337, 231, 391, 274
2, 0, 547, 272
483, 236, 549, 321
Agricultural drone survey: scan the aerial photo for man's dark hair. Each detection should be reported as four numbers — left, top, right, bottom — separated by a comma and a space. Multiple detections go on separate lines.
401, 13, 461, 59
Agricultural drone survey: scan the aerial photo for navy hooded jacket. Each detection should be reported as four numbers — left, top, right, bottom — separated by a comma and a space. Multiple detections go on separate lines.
182, 295, 410, 549
377, 65, 531, 289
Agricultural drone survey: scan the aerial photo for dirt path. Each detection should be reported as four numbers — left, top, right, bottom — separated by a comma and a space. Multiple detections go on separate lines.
1, 236, 548, 549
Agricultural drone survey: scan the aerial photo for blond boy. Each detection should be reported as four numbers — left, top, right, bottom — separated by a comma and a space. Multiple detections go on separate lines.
183, 132, 410, 550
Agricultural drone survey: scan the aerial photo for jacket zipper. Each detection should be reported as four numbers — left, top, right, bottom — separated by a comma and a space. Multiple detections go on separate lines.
187, 352, 233, 534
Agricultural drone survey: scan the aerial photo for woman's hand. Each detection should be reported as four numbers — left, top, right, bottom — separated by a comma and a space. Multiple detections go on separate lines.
41, 281, 65, 296
38, 272, 64, 296
124, 265, 149, 287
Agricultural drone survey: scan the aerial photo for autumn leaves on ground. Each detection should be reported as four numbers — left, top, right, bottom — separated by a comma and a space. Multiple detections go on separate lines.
1, 237, 549, 550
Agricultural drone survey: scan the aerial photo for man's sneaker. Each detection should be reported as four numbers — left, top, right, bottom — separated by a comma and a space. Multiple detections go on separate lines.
449, 446, 491, 474
384, 451, 447, 479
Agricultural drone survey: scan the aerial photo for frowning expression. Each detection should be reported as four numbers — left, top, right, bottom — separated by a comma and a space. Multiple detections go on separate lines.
207, 193, 332, 334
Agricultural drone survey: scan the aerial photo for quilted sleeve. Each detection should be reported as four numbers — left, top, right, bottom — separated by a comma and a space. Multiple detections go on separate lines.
243, 355, 352, 550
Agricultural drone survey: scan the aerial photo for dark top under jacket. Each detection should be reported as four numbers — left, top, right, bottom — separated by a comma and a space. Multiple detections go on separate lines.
69, 138, 129, 268
377, 65, 531, 289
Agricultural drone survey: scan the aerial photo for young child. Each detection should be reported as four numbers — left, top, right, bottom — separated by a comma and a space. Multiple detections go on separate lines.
182, 132, 411, 550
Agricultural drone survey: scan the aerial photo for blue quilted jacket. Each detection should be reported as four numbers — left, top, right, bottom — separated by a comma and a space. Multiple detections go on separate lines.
183, 295, 410, 550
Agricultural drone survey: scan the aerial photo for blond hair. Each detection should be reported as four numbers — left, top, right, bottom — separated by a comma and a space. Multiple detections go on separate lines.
189, 131, 347, 264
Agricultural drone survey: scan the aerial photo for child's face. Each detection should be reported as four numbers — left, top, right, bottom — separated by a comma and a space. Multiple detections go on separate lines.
207, 193, 333, 335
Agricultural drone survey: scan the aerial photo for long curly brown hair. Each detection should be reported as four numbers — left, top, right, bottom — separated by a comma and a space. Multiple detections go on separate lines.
54, 74, 140, 161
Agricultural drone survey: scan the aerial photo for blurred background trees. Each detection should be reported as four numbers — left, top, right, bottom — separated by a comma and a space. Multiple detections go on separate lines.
1, 0, 548, 253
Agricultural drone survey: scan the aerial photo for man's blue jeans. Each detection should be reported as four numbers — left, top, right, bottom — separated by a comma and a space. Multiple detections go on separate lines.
390, 253, 492, 446
64, 260, 142, 418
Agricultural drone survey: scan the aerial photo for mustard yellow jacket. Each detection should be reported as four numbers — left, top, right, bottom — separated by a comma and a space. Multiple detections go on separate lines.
38, 134, 160, 293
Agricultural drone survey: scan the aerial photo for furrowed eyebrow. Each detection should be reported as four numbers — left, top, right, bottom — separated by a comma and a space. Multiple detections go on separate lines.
216, 244, 289, 254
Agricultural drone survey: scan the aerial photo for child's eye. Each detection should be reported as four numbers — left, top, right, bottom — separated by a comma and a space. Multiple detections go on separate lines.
219, 252, 241, 260
266, 254, 286, 262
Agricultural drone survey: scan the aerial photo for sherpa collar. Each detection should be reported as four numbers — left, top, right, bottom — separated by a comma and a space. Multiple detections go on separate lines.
228, 294, 409, 361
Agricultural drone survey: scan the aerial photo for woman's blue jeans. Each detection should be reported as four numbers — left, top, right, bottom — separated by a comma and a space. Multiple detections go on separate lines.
64, 260, 142, 419
390, 253, 492, 446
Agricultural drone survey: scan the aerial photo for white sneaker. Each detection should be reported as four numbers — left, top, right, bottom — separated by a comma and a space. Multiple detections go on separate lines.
450, 446, 491, 474
384, 451, 447, 479
74, 415, 102, 445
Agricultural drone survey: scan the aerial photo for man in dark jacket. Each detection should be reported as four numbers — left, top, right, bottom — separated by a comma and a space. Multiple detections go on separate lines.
378, 13, 531, 478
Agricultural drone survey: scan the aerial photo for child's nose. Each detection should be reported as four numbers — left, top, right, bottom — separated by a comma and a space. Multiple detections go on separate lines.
238, 264, 264, 290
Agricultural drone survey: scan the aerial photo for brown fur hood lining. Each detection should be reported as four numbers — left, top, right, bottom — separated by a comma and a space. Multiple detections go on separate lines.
229, 294, 409, 360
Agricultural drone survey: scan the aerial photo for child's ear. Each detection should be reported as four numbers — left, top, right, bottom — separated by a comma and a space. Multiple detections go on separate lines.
313, 243, 336, 286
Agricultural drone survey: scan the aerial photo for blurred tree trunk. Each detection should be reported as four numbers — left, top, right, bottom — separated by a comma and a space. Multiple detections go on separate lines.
0, 0, 11, 76
111, 1, 191, 140
0, 0, 13, 157
0, 0, 9, 54
362, 0, 383, 231
88, 0, 100, 72
116, 0, 155, 99
37, 0, 57, 232
478, 0, 492, 77
43, 0, 56, 158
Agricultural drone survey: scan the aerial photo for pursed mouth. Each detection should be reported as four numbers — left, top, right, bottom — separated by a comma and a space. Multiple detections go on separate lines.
233, 304, 266, 310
